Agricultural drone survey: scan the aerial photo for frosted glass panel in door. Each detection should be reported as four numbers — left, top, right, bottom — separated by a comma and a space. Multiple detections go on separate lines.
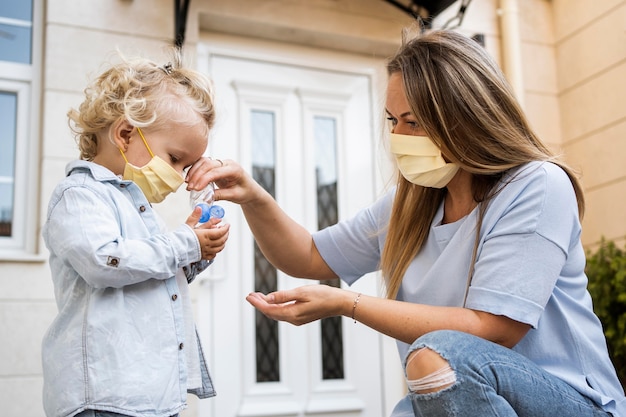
250, 110, 280, 383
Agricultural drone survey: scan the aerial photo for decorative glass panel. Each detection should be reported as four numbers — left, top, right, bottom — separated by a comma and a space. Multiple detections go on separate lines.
0, 91, 17, 237
251, 110, 280, 382
315, 116, 344, 380
0, 3, 33, 64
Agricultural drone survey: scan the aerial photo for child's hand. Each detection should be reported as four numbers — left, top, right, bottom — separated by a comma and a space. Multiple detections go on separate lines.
186, 206, 230, 260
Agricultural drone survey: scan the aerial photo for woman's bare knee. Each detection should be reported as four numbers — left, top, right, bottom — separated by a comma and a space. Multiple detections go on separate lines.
406, 348, 456, 394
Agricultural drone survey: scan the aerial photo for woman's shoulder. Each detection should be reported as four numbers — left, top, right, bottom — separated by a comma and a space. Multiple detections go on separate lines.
503, 160, 574, 195
490, 160, 580, 235
368, 186, 396, 216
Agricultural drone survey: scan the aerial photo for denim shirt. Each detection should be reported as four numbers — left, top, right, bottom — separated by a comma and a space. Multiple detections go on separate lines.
42, 161, 216, 417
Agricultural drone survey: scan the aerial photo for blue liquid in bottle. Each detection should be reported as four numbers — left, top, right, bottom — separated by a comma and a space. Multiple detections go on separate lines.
190, 182, 224, 223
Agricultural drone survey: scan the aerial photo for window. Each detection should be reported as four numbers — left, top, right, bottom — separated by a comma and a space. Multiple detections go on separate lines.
0, 0, 41, 257
250, 109, 280, 382
314, 116, 345, 380
0, 2, 33, 64
0, 90, 19, 238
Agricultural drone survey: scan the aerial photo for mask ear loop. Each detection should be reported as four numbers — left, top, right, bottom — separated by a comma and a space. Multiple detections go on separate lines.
136, 127, 155, 158
118, 147, 129, 163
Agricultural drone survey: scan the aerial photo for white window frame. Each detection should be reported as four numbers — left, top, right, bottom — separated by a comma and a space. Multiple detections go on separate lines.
0, 0, 43, 260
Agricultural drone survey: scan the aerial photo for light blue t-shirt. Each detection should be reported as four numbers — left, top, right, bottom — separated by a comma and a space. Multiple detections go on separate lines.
313, 161, 625, 415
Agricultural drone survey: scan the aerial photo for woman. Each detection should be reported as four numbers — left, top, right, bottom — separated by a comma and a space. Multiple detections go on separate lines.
187, 30, 625, 416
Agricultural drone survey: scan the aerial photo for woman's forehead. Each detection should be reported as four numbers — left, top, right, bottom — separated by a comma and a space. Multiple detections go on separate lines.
386, 73, 411, 113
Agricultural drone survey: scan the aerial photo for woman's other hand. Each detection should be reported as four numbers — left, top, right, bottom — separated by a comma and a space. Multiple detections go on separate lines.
246, 285, 354, 326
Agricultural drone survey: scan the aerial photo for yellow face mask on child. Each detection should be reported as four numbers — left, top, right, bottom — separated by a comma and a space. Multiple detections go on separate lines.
119, 127, 184, 203
390, 133, 459, 188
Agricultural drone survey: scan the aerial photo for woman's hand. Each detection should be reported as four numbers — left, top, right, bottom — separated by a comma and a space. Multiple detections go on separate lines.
246, 285, 355, 326
185, 157, 266, 205
247, 284, 531, 348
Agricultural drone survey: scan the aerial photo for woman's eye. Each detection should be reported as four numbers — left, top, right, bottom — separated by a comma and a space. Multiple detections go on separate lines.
170, 155, 180, 163
386, 117, 397, 126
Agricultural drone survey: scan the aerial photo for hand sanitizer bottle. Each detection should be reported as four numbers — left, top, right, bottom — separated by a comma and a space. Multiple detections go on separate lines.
190, 182, 225, 223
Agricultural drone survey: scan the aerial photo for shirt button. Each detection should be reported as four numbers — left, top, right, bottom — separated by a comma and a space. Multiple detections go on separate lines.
119, 183, 126, 188
179, 343, 184, 350
171, 294, 178, 301
139, 205, 146, 212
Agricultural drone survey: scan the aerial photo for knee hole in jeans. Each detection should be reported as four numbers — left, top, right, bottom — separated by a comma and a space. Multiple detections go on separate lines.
406, 347, 457, 394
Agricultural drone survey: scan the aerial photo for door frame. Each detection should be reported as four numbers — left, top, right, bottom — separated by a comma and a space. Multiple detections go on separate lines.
193, 32, 405, 417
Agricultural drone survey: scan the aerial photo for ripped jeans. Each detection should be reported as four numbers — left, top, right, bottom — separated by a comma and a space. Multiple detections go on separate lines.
390, 330, 612, 417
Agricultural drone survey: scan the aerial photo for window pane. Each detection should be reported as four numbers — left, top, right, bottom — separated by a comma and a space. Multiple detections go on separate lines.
0, 91, 17, 237
314, 116, 344, 380
251, 110, 276, 170
0, 3, 33, 21
0, 23, 32, 64
0, 0, 33, 65
251, 110, 280, 382
314, 117, 338, 189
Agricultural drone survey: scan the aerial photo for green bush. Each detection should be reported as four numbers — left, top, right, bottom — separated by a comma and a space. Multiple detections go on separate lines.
586, 238, 626, 387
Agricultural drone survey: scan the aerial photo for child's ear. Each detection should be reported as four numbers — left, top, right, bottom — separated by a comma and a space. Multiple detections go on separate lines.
111, 119, 134, 151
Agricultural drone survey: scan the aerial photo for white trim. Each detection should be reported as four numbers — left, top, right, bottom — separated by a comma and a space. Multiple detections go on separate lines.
0, 62, 34, 80
0, 16, 32, 28
197, 32, 383, 80
0, 80, 30, 251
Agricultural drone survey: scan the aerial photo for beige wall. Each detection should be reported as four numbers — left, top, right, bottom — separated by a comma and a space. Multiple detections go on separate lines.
552, 0, 626, 247
1, 0, 624, 415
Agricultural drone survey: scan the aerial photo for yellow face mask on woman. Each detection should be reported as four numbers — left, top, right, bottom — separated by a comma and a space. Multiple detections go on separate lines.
118, 127, 184, 203
390, 133, 459, 188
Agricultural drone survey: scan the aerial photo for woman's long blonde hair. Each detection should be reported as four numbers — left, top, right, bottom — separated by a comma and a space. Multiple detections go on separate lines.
380, 30, 584, 299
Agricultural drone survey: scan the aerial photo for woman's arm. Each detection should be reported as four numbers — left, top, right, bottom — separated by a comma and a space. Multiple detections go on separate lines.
246, 285, 531, 348
186, 158, 337, 280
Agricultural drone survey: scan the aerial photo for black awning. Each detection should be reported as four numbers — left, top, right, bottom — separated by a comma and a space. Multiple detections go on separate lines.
383, 0, 460, 27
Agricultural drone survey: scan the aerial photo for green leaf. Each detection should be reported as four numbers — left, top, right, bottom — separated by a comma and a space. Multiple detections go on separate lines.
586, 238, 626, 388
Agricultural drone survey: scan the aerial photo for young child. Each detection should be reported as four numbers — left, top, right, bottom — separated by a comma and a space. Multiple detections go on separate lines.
41, 52, 229, 417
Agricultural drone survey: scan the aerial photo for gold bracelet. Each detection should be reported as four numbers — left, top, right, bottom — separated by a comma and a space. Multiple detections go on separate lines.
352, 293, 362, 323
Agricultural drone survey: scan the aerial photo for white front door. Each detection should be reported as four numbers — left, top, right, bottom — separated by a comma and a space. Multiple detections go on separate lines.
194, 35, 399, 417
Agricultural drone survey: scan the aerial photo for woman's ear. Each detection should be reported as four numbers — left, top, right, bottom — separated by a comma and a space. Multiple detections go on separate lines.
110, 119, 134, 151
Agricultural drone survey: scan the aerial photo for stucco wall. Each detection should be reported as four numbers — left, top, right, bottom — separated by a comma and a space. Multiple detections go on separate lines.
552, 0, 626, 247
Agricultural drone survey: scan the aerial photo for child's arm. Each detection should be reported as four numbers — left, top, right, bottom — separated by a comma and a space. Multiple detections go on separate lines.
45, 185, 227, 288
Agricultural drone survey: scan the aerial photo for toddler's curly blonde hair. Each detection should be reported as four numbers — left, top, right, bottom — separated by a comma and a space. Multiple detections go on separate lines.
68, 50, 216, 161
